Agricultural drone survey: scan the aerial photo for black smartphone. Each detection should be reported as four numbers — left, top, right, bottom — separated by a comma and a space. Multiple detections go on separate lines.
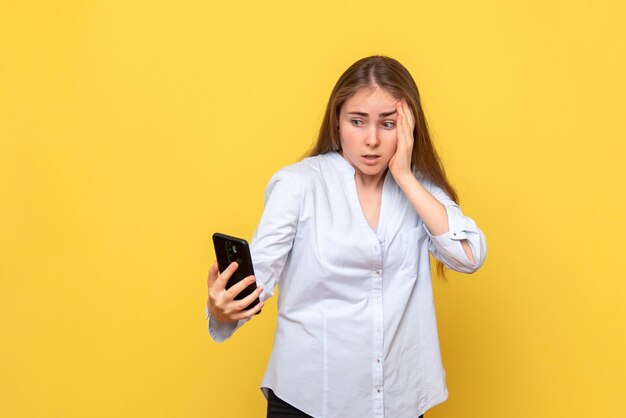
212, 232, 261, 313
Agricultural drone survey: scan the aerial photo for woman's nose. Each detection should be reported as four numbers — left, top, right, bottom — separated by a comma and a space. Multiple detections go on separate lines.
365, 127, 380, 147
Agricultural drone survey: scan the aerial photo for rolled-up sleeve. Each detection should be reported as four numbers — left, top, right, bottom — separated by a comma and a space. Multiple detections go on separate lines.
206, 169, 301, 342
421, 176, 487, 274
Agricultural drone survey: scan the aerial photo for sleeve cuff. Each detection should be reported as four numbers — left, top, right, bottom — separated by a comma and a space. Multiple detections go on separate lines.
423, 203, 474, 241
423, 203, 485, 272
206, 306, 239, 342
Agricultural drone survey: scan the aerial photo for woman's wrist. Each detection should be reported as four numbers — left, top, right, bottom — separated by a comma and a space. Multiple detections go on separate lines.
392, 170, 416, 190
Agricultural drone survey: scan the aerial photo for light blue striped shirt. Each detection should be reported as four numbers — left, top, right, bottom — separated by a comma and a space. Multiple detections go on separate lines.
207, 151, 487, 417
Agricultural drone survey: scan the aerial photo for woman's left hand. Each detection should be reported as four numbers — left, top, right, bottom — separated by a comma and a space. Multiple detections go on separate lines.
389, 97, 415, 181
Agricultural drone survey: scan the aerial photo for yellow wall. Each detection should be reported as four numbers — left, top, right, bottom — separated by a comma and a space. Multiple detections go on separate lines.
1, 1, 624, 417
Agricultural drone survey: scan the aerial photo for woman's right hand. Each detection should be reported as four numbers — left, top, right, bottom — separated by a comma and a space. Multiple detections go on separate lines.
207, 260, 265, 323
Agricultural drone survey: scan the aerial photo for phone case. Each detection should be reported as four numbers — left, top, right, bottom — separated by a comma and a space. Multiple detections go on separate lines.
212, 232, 260, 313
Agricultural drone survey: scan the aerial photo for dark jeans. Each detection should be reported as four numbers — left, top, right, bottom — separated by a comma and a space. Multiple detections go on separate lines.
266, 389, 312, 417
266, 389, 424, 418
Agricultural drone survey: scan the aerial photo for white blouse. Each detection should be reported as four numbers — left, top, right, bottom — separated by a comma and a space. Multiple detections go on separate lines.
207, 151, 487, 418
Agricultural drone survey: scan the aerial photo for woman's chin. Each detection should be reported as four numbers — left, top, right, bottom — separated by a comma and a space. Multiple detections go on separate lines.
356, 164, 387, 179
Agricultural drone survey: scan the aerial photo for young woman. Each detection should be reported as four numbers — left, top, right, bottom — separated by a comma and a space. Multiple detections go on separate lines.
206, 55, 487, 418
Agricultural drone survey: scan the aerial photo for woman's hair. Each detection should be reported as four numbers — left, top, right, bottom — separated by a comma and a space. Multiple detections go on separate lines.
306, 55, 458, 281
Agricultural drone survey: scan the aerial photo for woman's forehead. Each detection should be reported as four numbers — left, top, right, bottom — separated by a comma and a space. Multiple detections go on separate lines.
342, 87, 398, 113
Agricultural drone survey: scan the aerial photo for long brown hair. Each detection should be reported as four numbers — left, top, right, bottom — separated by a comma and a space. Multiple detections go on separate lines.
306, 55, 459, 281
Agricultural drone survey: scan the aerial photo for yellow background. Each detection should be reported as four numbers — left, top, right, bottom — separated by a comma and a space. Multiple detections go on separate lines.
1, 1, 624, 417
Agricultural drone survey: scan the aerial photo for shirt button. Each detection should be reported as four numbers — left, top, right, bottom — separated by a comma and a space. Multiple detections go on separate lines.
375, 270, 381, 275
376, 358, 381, 363
377, 387, 382, 393
376, 328, 381, 333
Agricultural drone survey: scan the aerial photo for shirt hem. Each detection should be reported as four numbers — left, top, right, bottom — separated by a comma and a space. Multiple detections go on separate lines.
260, 385, 319, 418
261, 385, 448, 418
417, 392, 448, 417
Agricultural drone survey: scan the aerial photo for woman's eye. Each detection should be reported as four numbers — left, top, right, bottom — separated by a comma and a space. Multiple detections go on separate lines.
350, 119, 363, 126
383, 121, 396, 129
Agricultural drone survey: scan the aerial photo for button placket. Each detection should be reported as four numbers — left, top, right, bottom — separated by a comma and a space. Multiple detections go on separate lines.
371, 237, 384, 416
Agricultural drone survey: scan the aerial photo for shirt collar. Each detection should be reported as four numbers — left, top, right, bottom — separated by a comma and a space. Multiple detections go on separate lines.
327, 151, 356, 176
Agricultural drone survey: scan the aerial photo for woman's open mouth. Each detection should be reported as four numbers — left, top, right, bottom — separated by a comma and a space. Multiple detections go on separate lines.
362, 154, 381, 164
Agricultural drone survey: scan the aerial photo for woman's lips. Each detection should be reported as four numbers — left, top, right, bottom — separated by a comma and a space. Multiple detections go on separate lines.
362, 155, 381, 165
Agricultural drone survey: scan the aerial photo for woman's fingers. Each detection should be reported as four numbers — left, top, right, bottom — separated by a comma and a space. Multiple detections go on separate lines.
389, 98, 416, 179
396, 100, 409, 153
234, 299, 265, 321
399, 100, 409, 140
225, 274, 257, 300
207, 260, 219, 288
207, 262, 266, 323
236, 284, 264, 309
402, 99, 414, 137
396, 102, 403, 142
398, 99, 414, 153
214, 261, 238, 291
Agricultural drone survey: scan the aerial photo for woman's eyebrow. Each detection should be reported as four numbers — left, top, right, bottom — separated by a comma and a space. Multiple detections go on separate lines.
347, 110, 397, 117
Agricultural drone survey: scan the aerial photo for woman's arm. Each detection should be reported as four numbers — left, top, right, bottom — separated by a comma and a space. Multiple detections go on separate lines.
393, 173, 476, 264
206, 169, 302, 342
389, 98, 486, 273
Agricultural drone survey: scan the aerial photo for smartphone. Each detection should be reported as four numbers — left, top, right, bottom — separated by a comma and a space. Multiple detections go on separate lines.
212, 232, 261, 313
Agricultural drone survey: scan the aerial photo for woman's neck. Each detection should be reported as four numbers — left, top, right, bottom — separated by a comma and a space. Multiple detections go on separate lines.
354, 168, 386, 191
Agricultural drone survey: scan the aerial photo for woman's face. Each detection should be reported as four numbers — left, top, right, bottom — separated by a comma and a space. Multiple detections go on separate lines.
338, 86, 400, 180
